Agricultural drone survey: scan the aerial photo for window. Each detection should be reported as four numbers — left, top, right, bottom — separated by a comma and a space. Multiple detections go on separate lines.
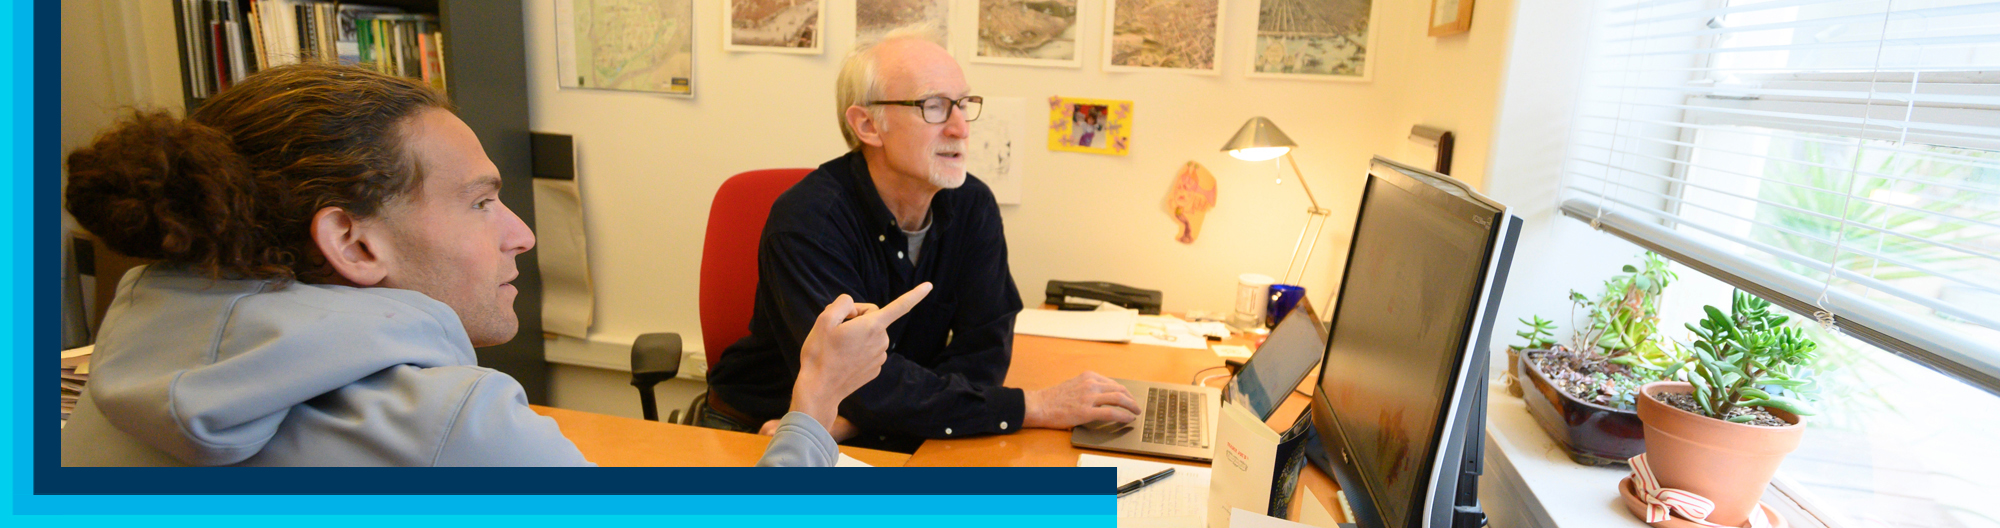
1563, 0, 2000, 525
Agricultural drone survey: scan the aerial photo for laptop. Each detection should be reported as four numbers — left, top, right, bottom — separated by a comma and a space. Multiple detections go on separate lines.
1070, 301, 1328, 461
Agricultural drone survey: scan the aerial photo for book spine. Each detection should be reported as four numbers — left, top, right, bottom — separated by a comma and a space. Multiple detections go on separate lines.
430, 30, 446, 92
247, 5, 266, 70
417, 31, 431, 83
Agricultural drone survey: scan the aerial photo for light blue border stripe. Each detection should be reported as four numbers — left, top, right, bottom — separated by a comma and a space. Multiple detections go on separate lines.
5, 1, 1110, 523
15, 495, 1111, 515
6, 0, 37, 518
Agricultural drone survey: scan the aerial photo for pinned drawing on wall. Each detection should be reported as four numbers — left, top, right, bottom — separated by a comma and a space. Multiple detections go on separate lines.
554, 0, 697, 96
968, 97, 1026, 205
1428, 0, 1474, 36
1048, 96, 1132, 156
725, 0, 824, 53
1105, 0, 1225, 74
973, 0, 1082, 68
1249, 0, 1374, 81
856, 0, 950, 47
1166, 161, 1218, 243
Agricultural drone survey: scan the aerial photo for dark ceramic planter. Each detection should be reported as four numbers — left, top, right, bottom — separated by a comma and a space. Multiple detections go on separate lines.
1518, 350, 1647, 466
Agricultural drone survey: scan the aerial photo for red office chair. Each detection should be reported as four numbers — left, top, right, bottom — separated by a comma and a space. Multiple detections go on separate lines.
632, 168, 811, 424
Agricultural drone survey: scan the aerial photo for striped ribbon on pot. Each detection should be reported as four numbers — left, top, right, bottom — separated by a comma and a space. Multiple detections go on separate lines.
1628, 453, 1770, 528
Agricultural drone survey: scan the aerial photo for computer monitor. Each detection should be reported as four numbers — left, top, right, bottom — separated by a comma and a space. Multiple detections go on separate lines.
1308, 156, 1520, 528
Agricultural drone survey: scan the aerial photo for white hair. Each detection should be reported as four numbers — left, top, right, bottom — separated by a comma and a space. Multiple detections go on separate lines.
836, 25, 945, 150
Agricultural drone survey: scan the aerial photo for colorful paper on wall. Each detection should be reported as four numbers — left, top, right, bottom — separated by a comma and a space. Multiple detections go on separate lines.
1049, 96, 1132, 155
1168, 161, 1218, 243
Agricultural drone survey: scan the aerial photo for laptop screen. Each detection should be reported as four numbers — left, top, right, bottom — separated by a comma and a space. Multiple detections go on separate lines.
1228, 301, 1328, 420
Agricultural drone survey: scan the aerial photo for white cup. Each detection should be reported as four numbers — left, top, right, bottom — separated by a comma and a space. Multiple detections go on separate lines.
1234, 273, 1275, 330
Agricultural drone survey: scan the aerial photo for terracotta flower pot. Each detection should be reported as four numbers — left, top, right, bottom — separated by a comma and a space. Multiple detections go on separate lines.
1504, 347, 1524, 397
1520, 350, 1646, 465
1636, 381, 1805, 527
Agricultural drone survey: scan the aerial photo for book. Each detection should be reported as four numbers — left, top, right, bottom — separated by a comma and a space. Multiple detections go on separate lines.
1208, 403, 1317, 527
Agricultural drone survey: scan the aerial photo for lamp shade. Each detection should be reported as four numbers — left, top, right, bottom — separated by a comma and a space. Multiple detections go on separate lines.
1222, 117, 1298, 161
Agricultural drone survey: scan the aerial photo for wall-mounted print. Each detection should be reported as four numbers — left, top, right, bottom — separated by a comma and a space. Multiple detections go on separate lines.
1249, 0, 1373, 81
969, 96, 1027, 204
1105, 0, 1225, 74
556, 0, 697, 96
1429, 0, 1473, 36
726, 0, 824, 53
857, 0, 950, 47
1049, 96, 1132, 156
974, 0, 1082, 68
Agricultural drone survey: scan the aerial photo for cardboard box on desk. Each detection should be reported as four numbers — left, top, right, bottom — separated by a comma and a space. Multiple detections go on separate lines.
1207, 403, 1316, 527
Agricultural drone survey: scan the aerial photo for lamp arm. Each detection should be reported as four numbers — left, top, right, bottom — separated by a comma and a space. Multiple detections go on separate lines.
1283, 152, 1328, 213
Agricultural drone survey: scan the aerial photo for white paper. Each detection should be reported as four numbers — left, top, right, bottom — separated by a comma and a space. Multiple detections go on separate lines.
533, 178, 594, 338
1131, 315, 1212, 350
1294, 487, 1341, 528
968, 96, 1025, 205
1079, 454, 1212, 528
1015, 309, 1136, 342
1211, 345, 1254, 359
835, 452, 872, 467
1228, 508, 1316, 528
1210, 403, 1282, 528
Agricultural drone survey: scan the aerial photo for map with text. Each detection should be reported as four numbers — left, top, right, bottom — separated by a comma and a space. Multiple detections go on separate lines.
565, 0, 694, 95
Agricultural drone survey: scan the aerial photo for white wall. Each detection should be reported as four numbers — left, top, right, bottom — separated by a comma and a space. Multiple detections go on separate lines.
525, 0, 1549, 416
1485, 0, 1651, 355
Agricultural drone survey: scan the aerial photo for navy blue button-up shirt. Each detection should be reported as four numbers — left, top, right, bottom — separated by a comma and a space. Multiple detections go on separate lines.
707, 151, 1026, 452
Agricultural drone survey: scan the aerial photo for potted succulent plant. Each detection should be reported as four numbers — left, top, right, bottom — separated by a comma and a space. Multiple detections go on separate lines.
1519, 253, 1678, 466
1625, 291, 1819, 528
1503, 315, 1559, 398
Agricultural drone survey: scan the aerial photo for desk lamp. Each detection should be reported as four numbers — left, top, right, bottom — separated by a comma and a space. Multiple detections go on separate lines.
1222, 117, 1333, 287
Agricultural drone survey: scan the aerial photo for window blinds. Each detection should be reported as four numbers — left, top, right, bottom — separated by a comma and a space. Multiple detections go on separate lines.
1561, 0, 2000, 393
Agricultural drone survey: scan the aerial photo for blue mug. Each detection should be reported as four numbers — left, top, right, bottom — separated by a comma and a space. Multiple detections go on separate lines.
1267, 284, 1307, 328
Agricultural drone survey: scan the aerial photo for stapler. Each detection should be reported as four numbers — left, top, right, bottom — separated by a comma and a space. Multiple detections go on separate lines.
1044, 280, 1163, 315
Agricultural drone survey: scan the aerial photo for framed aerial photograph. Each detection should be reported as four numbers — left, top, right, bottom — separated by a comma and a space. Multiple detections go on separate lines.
1429, 0, 1473, 36
1049, 96, 1133, 156
1248, 0, 1374, 81
725, 0, 824, 53
857, 0, 950, 47
1105, 0, 1225, 74
973, 0, 1083, 68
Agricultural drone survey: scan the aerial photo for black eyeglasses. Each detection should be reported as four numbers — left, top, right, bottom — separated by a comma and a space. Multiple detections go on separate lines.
867, 95, 983, 124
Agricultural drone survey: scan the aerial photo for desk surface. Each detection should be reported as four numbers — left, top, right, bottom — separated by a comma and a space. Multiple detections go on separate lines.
532, 405, 911, 467
533, 330, 1345, 523
905, 333, 1348, 523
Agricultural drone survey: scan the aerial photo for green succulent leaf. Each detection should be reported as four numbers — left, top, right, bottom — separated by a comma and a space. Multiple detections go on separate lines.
1727, 415, 1757, 423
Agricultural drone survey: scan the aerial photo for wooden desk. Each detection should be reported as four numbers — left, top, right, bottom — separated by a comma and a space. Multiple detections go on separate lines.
904, 334, 1348, 522
532, 405, 911, 467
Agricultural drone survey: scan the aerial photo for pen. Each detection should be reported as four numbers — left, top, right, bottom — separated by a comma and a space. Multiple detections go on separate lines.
1115, 468, 1176, 497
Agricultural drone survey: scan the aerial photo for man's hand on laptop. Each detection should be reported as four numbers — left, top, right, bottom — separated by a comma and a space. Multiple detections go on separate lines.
1024, 371, 1141, 429
789, 283, 934, 432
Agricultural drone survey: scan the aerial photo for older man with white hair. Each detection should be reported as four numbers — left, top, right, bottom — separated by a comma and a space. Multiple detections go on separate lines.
703, 31, 1140, 453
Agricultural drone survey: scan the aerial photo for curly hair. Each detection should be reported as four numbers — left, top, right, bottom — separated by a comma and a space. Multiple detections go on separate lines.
64, 62, 454, 284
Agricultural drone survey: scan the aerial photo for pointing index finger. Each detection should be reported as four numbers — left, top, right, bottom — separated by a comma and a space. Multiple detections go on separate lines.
864, 282, 933, 326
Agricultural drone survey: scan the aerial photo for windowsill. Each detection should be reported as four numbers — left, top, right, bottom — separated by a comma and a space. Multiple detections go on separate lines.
1481, 361, 1828, 528
1481, 374, 1649, 528
543, 332, 707, 381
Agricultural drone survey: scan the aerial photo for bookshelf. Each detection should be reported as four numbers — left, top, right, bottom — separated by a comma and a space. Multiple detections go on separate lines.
170, 0, 550, 404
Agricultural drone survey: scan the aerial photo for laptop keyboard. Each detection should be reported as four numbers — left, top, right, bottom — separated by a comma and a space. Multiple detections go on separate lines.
1141, 387, 1207, 448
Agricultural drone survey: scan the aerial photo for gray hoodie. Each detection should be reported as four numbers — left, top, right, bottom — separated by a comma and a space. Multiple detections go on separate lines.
62, 265, 838, 467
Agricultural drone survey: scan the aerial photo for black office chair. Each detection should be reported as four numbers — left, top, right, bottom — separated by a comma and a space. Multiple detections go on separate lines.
631, 332, 702, 424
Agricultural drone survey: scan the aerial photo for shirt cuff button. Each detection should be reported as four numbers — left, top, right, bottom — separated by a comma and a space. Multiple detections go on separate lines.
878, 234, 886, 242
